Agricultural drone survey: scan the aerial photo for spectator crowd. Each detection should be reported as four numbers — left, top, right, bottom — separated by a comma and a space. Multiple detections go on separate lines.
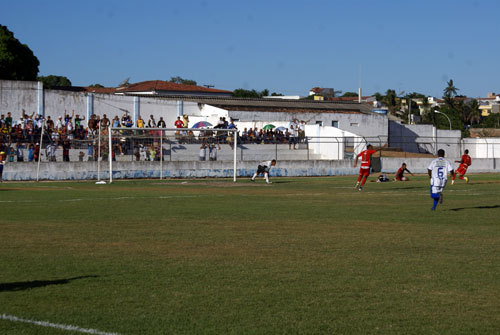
1, 109, 307, 163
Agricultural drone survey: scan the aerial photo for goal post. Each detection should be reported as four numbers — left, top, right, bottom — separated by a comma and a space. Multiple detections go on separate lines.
108, 126, 237, 183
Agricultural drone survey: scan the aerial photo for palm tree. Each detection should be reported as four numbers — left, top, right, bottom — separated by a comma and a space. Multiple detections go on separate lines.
443, 79, 459, 108
383, 89, 397, 114
466, 99, 481, 125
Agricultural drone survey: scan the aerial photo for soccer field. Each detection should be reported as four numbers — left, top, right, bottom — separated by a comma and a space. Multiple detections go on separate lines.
1, 175, 499, 334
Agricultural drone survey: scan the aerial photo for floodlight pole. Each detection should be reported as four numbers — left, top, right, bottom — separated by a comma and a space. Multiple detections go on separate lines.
434, 110, 452, 130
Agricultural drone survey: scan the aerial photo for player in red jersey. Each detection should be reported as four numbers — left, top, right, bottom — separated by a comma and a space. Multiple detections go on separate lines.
353, 143, 385, 190
451, 149, 472, 184
394, 162, 414, 181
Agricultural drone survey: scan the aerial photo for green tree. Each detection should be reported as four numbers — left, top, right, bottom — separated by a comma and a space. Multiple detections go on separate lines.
0, 25, 39, 80
383, 89, 397, 113
169, 76, 197, 86
88, 83, 104, 88
232, 88, 270, 98
443, 79, 458, 108
342, 92, 358, 97
465, 99, 481, 125
38, 75, 71, 88
478, 113, 500, 128
420, 96, 436, 125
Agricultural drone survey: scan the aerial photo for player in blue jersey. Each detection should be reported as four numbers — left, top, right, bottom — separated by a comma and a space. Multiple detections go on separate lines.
427, 149, 454, 211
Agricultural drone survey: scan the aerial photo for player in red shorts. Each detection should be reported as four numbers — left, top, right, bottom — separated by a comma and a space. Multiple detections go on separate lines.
394, 162, 414, 181
451, 149, 472, 185
353, 143, 385, 190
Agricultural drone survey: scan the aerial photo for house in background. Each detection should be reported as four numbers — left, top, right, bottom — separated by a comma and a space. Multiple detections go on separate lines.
309, 87, 336, 100
478, 93, 500, 116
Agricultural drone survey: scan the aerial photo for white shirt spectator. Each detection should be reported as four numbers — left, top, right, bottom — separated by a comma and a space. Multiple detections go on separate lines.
55, 117, 64, 130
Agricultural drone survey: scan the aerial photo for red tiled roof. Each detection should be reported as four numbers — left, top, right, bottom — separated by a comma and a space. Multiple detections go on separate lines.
83, 87, 117, 94
78, 80, 232, 95
116, 80, 232, 94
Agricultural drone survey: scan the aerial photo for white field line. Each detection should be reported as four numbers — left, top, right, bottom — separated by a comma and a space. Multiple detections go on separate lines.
0, 314, 119, 335
0, 194, 224, 204
0, 190, 492, 204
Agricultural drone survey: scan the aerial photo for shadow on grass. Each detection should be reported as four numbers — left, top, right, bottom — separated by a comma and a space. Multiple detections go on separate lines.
0, 275, 99, 292
389, 186, 425, 190
450, 205, 500, 212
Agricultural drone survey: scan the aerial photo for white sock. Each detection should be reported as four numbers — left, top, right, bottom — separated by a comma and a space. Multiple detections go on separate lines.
251, 173, 257, 180
265, 173, 269, 183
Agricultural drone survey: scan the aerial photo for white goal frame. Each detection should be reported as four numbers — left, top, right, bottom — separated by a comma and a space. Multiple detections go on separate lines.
108, 126, 238, 183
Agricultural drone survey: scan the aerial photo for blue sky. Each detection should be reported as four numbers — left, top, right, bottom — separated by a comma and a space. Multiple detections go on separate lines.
2, 0, 499, 97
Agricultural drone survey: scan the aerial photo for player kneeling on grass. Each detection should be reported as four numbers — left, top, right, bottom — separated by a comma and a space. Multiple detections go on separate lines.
251, 160, 276, 184
394, 162, 414, 181
452, 149, 472, 185
428, 149, 454, 211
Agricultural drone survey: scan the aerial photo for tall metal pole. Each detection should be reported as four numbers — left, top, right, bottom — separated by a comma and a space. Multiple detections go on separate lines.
109, 125, 112, 184
233, 130, 237, 182
36, 122, 44, 181
160, 130, 163, 180
97, 127, 101, 181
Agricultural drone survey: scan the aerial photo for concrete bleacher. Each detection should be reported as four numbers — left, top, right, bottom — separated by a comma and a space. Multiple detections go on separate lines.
42, 143, 322, 162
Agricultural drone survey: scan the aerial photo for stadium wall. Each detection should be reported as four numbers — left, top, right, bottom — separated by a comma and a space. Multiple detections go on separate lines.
2, 157, 498, 181
381, 157, 499, 174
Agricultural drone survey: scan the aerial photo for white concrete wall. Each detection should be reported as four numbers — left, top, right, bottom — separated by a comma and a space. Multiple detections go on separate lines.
389, 121, 462, 156
45, 89, 87, 120
0, 80, 39, 117
228, 110, 388, 138
2, 157, 498, 181
304, 125, 363, 159
381, 157, 499, 174
0, 80, 206, 128
462, 138, 500, 158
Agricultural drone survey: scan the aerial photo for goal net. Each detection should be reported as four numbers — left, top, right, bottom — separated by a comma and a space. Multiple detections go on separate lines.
107, 127, 237, 182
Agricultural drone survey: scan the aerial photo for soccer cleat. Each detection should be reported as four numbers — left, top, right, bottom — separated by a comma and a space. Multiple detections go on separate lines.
465, 177, 469, 183
250, 179, 255, 182
354, 182, 360, 189
267, 182, 272, 184
451, 180, 454, 185
358, 186, 363, 191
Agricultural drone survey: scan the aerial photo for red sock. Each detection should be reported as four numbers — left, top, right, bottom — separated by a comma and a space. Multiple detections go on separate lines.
361, 176, 368, 186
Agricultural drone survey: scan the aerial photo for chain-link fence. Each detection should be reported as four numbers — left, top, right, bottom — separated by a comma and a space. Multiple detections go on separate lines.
1, 128, 499, 166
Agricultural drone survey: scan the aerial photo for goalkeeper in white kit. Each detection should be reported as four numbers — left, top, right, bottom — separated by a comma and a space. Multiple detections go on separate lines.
251, 160, 276, 184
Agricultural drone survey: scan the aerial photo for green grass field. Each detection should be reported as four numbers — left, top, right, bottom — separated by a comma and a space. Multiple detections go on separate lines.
1, 174, 499, 334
